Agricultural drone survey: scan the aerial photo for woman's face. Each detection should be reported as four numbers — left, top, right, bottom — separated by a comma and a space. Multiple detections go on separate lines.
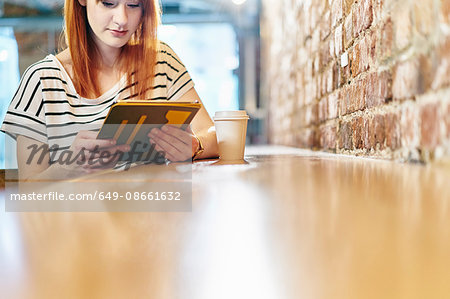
79, 0, 143, 52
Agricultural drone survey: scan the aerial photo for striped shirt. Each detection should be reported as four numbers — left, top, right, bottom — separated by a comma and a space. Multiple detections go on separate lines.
1, 42, 194, 162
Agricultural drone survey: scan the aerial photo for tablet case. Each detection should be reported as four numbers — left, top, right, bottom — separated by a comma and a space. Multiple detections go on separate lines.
97, 101, 201, 163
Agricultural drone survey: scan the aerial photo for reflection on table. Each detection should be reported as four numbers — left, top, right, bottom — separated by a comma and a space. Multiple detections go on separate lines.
1, 145, 450, 299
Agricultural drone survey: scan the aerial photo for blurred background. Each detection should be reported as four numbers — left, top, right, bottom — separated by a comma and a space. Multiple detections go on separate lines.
0, 0, 264, 167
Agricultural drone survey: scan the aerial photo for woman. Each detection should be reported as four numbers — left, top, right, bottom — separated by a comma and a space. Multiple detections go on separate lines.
1, 0, 218, 180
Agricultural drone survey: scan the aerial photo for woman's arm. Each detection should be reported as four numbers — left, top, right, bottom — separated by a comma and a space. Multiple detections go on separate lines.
147, 87, 219, 161
176, 88, 219, 160
17, 135, 52, 180
17, 132, 130, 181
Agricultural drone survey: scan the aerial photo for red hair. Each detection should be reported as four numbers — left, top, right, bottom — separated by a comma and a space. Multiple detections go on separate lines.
63, 0, 160, 99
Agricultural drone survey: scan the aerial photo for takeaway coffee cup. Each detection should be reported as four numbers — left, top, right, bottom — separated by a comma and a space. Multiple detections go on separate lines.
214, 111, 250, 162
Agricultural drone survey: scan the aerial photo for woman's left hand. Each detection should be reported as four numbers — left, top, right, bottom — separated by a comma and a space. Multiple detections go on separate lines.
148, 125, 199, 162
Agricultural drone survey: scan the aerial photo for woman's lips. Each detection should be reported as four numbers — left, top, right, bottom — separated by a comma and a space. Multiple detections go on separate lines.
109, 29, 128, 37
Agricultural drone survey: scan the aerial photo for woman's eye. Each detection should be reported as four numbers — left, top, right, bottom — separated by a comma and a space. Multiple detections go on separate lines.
101, 1, 115, 7
127, 3, 141, 8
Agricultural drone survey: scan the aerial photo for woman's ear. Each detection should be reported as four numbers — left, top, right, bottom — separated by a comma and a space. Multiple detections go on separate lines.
78, 0, 87, 6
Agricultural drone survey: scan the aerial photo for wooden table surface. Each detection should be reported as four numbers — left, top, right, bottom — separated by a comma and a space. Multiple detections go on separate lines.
1, 145, 450, 299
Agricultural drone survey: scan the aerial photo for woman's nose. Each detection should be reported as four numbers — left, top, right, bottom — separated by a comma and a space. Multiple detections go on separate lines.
112, 5, 128, 27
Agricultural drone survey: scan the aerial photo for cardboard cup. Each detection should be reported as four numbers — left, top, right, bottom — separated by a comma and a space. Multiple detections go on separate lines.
213, 111, 249, 162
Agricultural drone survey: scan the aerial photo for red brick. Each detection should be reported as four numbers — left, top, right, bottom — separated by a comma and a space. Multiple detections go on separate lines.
357, 79, 366, 110
352, 82, 364, 112
309, 3, 319, 32
378, 17, 393, 60
366, 70, 392, 108
368, 29, 377, 66
392, 59, 420, 100
329, 36, 335, 59
339, 120, 353, 150
393, 56, 432, 100
306, 58, 314, 79
304, 82, 314, 105
364, 117, 371, 149
312, 103, 319, 125
392, 3, 412, 50
373, 114, 386, 148
400, 104, 419, 148
296, 128, 316, 148
318, 97, 327, 122
385, 112, 401, 149
414, 0, 436, 37
346, 84, 356, 113
339, 85, 351, 116
351, 4, 358, 38
328, 92, 339, 119
326, 64, 335, 93
417, 54, 434, 94
350, 34, 372, 77
432, 36, 450, 90
318, 0, 330, 17
335, 24, 344, 57
442, 0, 450, 25
319, 125, 337, 150
344, 12, 353, 48
305, 104, 317, 126
332, 0, 344, 28
447, 103, 450, 138
340, 61, 351, 86
361, 34, 372, 73
313, 76, 320, 101
420, 103, 441, 149
314, 53, 320, 75
347, 84, 356, 113
321, 42, 331, 69
320, 11, 332, 41
352, 116, 364, 149
373, 0, 384, 21
360, 0, 374, 32
344, 0, 355, 16
334, 61, 343, 88
350, 41, 361, 77
353, 0, 373, 37
311, 29, 321, 53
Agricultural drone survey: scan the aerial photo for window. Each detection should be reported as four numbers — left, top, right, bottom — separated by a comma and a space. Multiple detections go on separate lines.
159, 23, 239, 116
0, 27, 20, 169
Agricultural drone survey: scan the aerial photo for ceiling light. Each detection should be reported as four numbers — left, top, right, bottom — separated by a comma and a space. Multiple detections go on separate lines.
231, 0, 247, 5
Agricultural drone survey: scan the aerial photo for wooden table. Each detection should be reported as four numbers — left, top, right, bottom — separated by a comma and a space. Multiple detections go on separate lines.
1, 146, 450, 299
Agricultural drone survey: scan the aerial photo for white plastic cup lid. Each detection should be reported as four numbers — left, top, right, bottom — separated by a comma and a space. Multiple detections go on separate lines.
214, 110, 249, 120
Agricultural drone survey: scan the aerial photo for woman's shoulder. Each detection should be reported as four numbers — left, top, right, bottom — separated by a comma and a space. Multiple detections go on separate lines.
157, 41, 177, 56
156, 41, 185, 67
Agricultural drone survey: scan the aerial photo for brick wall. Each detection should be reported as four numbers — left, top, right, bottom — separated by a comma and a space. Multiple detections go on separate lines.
261, 0, 450, 162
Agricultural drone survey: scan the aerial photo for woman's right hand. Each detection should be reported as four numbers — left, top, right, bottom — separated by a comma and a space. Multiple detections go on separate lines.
68, 131, 130, 173
17, 132, 130, 180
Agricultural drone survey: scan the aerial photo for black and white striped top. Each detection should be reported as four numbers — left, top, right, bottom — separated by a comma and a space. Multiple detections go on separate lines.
1, 42, 194, 161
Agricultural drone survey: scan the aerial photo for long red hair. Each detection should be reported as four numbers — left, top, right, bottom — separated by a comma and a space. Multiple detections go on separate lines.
63, 0, 160, 99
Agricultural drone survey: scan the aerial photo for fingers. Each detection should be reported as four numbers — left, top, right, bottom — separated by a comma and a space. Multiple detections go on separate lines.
69, 131, 131, 170
74, 130, 117, 152
160, 125, 192, 144
148, 126, 194, 161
